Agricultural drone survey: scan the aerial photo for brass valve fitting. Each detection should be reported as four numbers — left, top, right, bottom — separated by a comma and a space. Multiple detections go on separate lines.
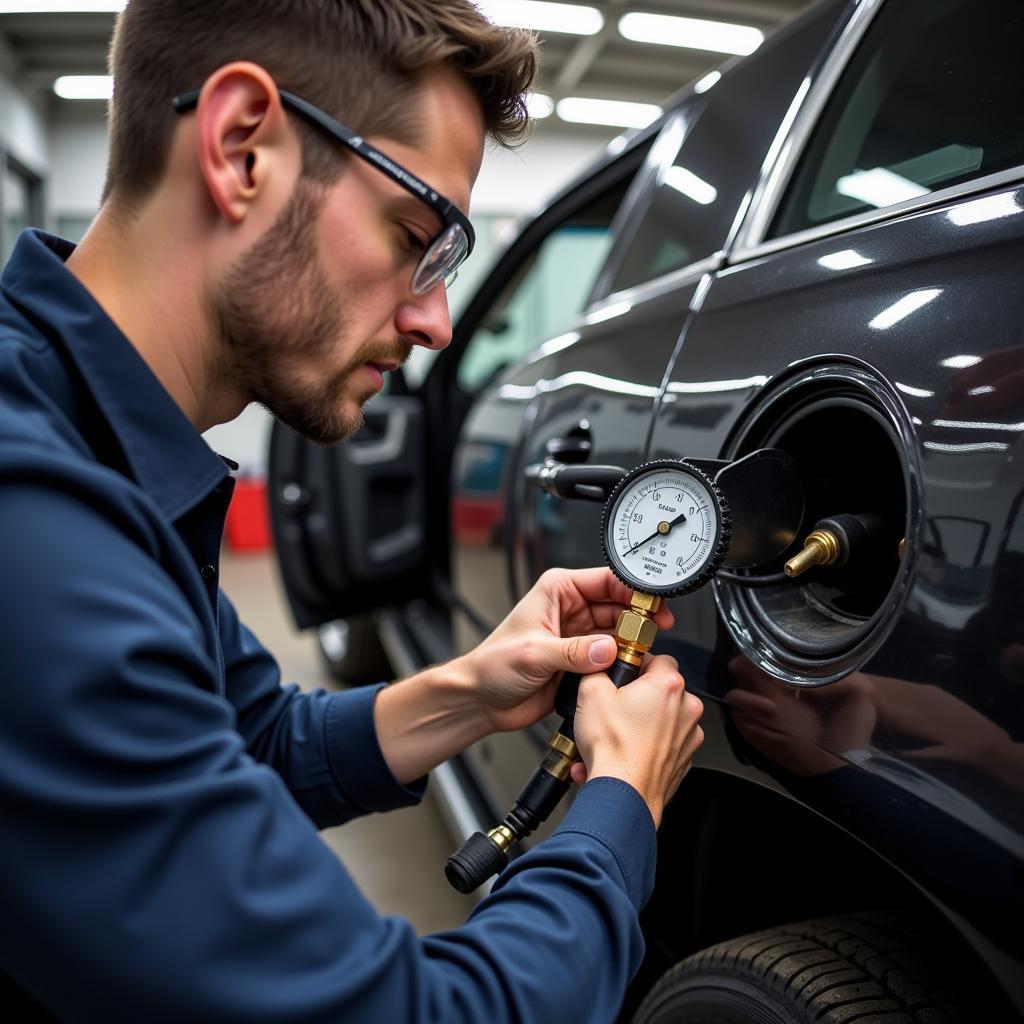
614, 591, 662, 666
784, 528, 841, 578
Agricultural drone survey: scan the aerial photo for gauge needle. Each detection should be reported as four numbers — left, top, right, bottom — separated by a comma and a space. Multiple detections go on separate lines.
623, 512, 687, 556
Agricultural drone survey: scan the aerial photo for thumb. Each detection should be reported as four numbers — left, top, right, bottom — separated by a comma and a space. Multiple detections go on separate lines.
552, 634, 616, 674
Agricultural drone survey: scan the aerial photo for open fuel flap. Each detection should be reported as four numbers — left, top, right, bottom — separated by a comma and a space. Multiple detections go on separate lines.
716, 364, 923, 684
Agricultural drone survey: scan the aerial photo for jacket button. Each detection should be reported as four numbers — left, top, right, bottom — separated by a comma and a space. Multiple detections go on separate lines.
200, 564, 217, 582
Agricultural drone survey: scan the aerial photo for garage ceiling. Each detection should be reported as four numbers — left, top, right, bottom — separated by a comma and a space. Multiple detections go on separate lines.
0, 0, 814, 129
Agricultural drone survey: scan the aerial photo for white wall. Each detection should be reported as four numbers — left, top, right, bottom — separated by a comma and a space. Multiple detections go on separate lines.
0, 72, 48, 175
49, 105, 108, 220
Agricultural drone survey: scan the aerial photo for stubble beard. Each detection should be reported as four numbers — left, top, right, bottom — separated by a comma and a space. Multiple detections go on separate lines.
208, 179, 409, 446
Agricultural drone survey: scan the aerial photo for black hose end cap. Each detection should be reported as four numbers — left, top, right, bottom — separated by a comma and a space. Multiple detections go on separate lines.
445, 832, 508, 893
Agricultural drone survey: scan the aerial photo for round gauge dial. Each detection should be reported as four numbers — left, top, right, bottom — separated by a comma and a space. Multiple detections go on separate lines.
601, 460, 730, 597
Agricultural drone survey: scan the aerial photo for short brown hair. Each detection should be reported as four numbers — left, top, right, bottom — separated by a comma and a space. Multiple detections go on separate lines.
103, 0, 538, 208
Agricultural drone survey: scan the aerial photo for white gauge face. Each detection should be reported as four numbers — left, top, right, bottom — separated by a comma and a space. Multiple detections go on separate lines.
606, 467, 720, 592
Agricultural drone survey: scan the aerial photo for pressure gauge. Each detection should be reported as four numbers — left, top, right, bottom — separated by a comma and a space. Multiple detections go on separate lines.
601, 460, 731, 597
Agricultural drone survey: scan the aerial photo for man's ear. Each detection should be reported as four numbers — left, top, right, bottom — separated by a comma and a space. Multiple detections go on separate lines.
191, 62, 297, 224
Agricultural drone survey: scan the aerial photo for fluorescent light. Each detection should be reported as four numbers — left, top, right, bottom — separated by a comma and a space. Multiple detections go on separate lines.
837, 167, 930, 208
476, 0, 603, 35
663, 165, 716, 205
940, 354, 982, 369
619, 12, 763, 55
817, 249, 873, 271
693, 71, 721, 94
585, 300, 631, 325
556, 97, 661, 129
54, 75, 113, 99
869, 288, 941, 330
948, 193, 1022, 226
525, 92, 554, 118
932, 418, 1024, 431
894, 382, 935, 398
0, 1, 124, 10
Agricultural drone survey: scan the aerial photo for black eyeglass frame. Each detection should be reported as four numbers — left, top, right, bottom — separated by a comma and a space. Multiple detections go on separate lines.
172, 86, 475, 289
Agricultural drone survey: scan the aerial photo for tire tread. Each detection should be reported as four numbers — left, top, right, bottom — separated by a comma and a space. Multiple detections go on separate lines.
632, 911, 963, 1024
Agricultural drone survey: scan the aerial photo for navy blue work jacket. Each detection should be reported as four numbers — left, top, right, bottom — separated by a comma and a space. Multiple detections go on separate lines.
0, 230, 656, 1023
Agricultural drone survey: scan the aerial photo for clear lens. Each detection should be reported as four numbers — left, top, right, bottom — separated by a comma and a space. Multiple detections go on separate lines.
411, 223, 469, 294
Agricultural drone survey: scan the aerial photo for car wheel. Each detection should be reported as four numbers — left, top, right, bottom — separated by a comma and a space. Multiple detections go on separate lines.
631, 912, 963, 1024
316, 616, 391, 687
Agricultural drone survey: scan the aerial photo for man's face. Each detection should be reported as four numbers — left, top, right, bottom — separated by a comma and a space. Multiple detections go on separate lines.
208, 68, 484, 445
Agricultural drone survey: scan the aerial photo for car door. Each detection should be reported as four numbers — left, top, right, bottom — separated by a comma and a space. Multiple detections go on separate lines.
645, 0, 1024, 993
442, 134, 674, 823
451, 0, 847, 822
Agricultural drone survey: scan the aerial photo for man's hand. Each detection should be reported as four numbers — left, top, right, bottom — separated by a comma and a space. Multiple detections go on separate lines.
463, 567, 675, 734
571, 654, 703, 828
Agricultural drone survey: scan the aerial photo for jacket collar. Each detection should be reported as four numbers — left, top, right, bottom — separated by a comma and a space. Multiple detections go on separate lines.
1, 229, 231, 521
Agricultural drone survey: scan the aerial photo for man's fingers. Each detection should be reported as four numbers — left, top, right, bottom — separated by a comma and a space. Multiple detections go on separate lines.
547, 567, 677, 630
551, 633, 617, 674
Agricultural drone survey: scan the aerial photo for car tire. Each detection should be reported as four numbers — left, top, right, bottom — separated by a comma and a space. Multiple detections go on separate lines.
630, 912, 963, 1024
316, 616, 391, 687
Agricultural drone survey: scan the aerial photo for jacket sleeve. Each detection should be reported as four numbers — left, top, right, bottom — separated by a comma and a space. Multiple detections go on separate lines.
0, 471, 656, 1024
219, 593, 425, 828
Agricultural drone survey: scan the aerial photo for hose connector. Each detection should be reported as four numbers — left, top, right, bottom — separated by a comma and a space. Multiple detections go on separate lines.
784, 513, 885, 579
785, 528, 841, 577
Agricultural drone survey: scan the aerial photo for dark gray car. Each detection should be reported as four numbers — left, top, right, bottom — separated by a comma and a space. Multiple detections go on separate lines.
270, 1, 1024, 1019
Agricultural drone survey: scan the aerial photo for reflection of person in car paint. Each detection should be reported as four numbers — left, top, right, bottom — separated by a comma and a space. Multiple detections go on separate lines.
726, 658, 1024, 792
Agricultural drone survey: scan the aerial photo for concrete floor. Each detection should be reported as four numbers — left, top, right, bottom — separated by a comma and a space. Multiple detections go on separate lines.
220, 550, 477, 935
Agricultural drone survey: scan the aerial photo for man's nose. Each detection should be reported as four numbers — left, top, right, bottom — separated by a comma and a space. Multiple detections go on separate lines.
395, 281, 453, 351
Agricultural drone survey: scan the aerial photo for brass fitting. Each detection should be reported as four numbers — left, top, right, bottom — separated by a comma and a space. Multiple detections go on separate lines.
784, 528, 841, 578
614, 590, 663, 666
629, 591, 663, 615
486, 824, 517, 853
898, 537, 906, 560
540, 732, 578, 781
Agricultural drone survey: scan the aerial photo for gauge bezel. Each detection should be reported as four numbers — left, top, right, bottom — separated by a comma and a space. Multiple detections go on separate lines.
601, 459, 731, 597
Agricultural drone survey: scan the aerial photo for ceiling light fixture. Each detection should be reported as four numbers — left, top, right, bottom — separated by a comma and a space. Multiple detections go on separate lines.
476, 0, 603, 35
663, 165, 716, 205
837, 167, 930, 208
53, 75, 113, 99
525, 92, 554, 119
693, 71, 721, 94
556, 97, 661, 129
619, 12, 763, 55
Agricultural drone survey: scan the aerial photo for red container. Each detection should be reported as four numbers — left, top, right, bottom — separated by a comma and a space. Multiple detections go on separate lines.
225, 479, 272, 552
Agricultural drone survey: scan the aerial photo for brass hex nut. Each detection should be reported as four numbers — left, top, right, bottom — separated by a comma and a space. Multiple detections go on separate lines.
629, 591, 662, 614
616, 610, 658, 650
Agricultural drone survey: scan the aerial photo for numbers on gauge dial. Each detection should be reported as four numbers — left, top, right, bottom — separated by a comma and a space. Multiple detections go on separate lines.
609, 470, 718, 588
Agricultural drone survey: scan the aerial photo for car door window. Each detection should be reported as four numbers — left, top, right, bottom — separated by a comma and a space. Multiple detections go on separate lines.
602, 0, 844, 296
456, 177, 629, 392
770, 0, 1024, 238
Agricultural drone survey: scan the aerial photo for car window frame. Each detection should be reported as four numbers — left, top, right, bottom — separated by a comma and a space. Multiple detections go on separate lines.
731, 0, 1024, 264
587, 94, 713, 307
420, 128, 660, 402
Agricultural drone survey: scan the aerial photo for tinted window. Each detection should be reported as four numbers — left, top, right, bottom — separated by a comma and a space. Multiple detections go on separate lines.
771, 0, 1024, 238
605, 0, 844, 294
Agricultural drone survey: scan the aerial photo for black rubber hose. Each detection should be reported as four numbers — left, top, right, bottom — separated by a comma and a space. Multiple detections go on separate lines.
446, 654, 642, 893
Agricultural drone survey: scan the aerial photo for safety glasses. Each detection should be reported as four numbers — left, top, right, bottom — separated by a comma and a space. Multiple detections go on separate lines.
172, 87, 475, 294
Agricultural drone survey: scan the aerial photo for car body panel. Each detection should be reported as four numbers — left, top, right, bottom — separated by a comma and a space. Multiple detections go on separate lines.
646, 178, 1024, 988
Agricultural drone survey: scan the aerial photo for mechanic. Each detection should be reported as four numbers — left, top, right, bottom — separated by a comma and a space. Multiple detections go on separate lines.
0, 2, 704, 1021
